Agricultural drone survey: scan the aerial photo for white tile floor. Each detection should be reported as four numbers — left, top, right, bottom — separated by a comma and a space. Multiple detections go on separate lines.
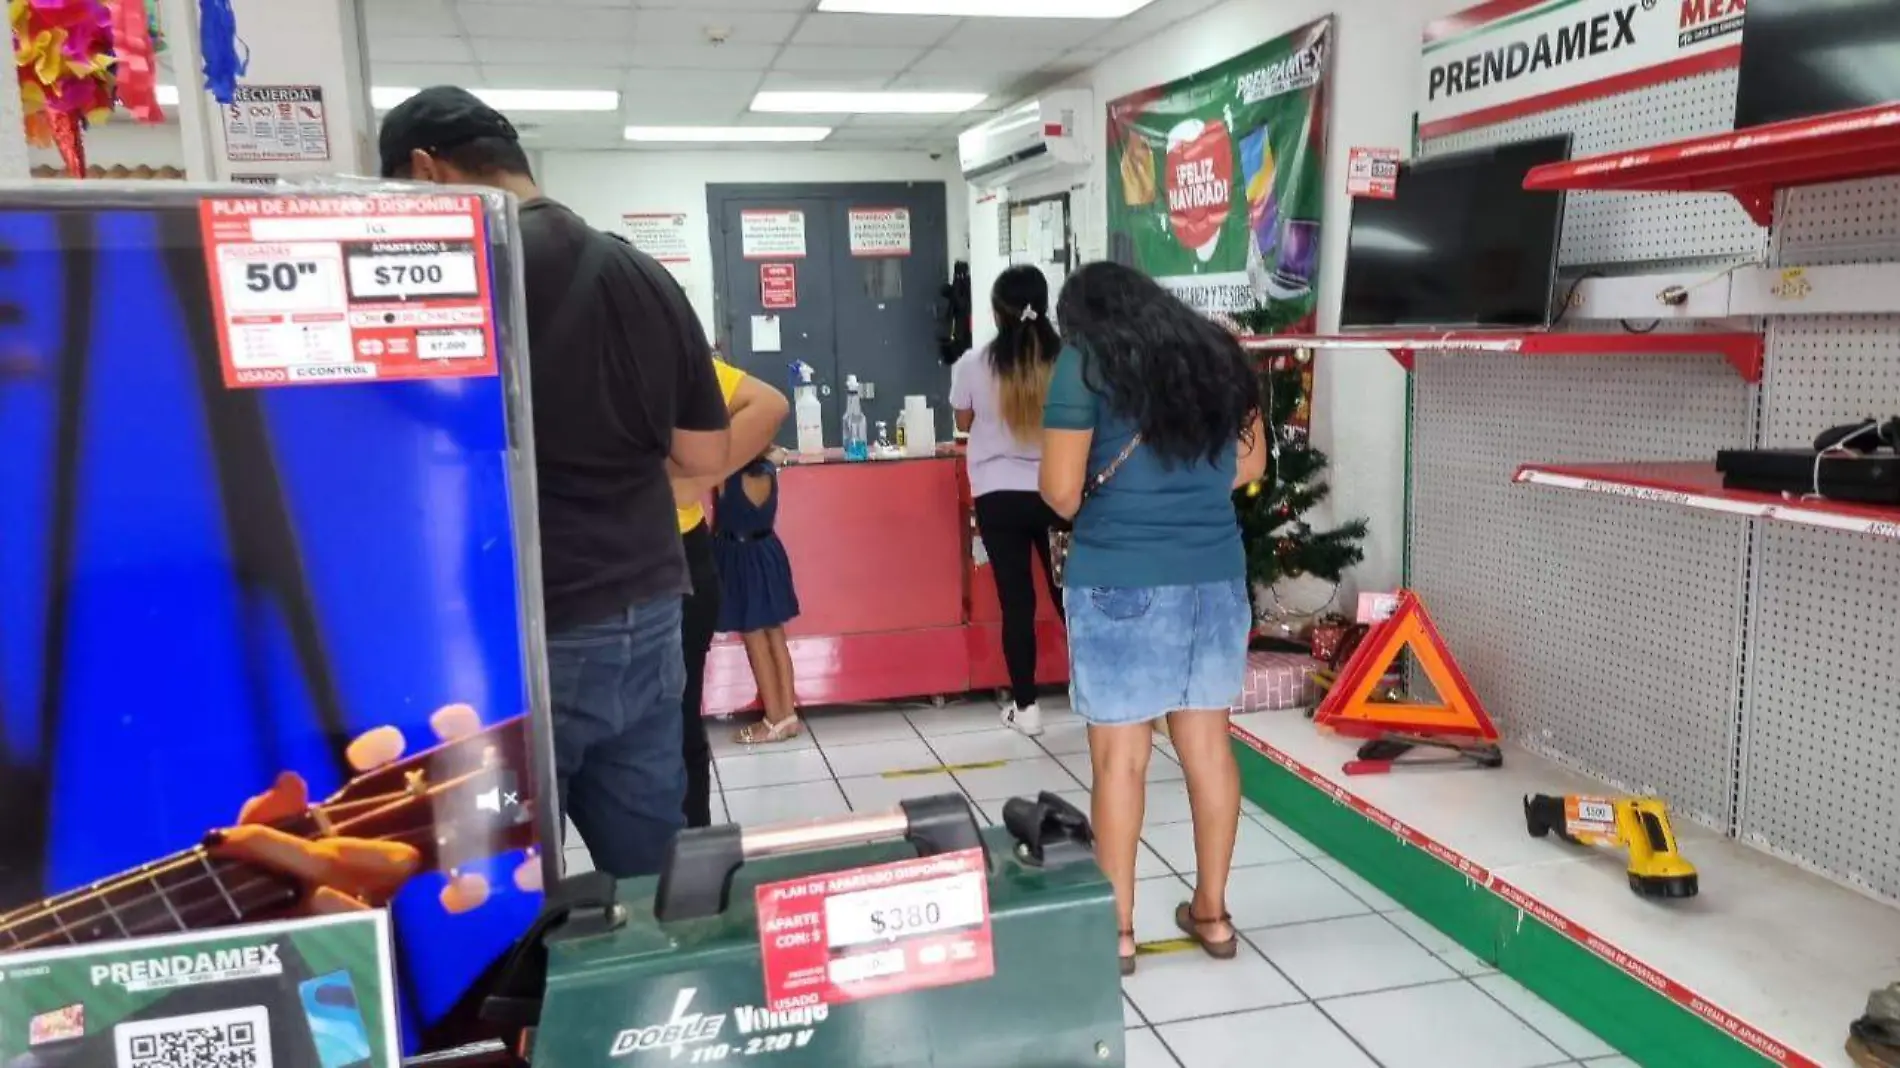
566, 698, 1635, 1068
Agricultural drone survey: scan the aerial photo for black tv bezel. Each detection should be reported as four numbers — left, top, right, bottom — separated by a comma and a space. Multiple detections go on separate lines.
1338, 134, 1573, 331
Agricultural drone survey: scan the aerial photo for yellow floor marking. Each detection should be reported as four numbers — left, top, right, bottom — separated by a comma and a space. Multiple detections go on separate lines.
880, 760, 1008, 779
1135, 938, 1197, 956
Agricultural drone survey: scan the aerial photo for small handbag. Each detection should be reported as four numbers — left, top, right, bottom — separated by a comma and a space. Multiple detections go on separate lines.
1049, 435, 1142, 587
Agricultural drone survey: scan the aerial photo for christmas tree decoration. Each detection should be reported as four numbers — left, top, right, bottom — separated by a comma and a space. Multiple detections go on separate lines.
1229, 304, 1369, 597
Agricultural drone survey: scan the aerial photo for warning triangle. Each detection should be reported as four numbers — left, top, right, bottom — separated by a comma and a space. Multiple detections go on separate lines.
1313, 590, 1499, 742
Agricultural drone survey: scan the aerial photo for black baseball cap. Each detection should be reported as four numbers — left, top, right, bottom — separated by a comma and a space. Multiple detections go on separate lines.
378, 86, 519, 178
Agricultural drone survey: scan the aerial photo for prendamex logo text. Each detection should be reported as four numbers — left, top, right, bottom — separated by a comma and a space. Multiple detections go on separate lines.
1237, 39, 1327, 105
1428, 4, 1640, 102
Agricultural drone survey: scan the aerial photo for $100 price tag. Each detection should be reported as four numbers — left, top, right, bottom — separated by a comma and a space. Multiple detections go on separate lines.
754, 848, 994, 1013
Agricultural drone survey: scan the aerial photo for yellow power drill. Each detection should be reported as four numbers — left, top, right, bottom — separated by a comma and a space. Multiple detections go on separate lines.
1523, 794, 1699, 899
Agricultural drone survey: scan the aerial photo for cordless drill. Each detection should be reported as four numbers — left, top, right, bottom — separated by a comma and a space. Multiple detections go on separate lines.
1523, 794, 1699, 899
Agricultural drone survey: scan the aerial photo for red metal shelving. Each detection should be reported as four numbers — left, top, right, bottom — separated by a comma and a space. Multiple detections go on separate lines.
1513, 461, 1900, 541
1522, 102, 1900, 228
1241, 332, 1764, 381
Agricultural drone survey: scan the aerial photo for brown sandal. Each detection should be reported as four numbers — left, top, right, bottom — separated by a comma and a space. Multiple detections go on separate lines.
1175, 903, 1239, 960
1119, 928, 1137, 977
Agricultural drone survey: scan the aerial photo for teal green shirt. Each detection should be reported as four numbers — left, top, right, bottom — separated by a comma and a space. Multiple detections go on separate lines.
1043, 345, 1244, 590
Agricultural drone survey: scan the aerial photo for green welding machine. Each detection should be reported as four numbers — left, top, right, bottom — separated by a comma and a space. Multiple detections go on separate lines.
489, 793, 1124, 1068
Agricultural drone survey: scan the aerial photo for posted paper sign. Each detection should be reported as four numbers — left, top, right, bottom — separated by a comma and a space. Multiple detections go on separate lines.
755, 849, 994, 1012
1347, 148, 1400, 199
222, 85, 330, 162
0, 912, 401, 1068
742, 210, 807, 259
622, 212, 691, 263
198, 193, 501, 388
1418, 0, 1745, 137
848, 207, 912, 257
760, 263, 798, 310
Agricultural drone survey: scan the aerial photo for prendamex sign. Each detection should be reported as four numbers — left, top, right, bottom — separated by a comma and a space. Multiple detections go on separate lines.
1418, 0, 1746, 137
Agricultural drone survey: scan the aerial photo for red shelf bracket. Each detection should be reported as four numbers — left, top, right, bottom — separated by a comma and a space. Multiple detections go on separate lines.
1732, 186, 1776, 228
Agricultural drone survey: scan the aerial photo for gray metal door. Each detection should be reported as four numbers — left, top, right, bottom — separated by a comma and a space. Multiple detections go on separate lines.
716, 197, 837, 447
711, 183, 951, 445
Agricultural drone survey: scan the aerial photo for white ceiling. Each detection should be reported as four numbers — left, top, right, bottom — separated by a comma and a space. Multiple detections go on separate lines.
363, 0, 1228, 151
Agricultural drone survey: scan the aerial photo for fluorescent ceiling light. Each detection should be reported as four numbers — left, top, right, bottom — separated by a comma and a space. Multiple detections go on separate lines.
752, 91, 986, 114
374, 87, 619, 112
817, 0, 1155, 15
155, 85, 617, 112
624, 126, 833, 143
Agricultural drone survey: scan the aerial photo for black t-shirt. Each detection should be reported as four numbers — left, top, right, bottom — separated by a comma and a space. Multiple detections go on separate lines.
518, 198, 728, 631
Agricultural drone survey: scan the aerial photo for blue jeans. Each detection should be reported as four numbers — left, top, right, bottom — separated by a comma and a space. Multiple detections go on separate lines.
548, 596, 686, 879
1067, 579, 1250, 726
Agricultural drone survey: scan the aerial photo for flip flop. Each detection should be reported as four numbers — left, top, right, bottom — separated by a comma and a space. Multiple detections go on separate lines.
1174, 903, 1239, 960
734, 714, 803, 746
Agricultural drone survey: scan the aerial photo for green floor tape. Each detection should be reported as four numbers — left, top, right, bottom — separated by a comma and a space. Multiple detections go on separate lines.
1233, 738, 1785, 1068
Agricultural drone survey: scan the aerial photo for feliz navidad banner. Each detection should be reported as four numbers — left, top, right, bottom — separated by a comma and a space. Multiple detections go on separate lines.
1106, 17, 1333, 327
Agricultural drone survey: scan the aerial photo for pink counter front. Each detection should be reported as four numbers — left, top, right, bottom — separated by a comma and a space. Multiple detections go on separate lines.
701, 449, 1070, 715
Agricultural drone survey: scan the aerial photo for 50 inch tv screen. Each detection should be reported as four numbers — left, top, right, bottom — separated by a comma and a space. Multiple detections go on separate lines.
1340, 135, 1570, 330
1736, 0, 1900, 128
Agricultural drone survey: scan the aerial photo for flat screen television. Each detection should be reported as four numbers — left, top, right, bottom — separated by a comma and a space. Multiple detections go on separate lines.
1735, 0, 1900, 128
1339, 135, 1571, 330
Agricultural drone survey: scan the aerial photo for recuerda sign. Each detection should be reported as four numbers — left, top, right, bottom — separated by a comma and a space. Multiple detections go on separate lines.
1418, 0, 1745, 138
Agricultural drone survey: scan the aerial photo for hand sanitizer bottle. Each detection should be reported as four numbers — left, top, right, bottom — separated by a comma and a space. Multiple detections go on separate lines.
791, 361, 824, 457
842, 375, 869, 462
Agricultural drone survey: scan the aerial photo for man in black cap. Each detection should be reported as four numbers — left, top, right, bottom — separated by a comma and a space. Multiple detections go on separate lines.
378, 86, 731, 878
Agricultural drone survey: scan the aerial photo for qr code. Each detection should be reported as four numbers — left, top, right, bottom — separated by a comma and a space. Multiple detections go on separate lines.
115, 1005, 273, 1068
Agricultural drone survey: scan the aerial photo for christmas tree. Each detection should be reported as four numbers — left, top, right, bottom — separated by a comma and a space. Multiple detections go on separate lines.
1230, 309, 1369, 593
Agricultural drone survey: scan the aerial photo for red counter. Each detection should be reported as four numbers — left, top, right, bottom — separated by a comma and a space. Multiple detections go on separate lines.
701, 449, 1071, 714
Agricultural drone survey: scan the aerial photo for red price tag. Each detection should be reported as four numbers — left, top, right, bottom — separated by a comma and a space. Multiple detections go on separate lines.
755, 848, 994, 1013
1347, 147, 1401, 199
198, 194, 500, 388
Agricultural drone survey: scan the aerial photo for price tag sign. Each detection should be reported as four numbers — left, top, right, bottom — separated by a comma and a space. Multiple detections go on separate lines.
1564, 796, 1619, 841
755, 848, 994, 1013
198, 194, 500, 388
1347, 147, 1401, 199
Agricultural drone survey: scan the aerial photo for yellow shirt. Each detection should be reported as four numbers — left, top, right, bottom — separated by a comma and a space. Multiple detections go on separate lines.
677, 359, 747, 533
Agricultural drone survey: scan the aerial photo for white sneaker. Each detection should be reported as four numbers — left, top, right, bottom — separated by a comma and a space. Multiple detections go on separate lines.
1002, 701, 1043, 737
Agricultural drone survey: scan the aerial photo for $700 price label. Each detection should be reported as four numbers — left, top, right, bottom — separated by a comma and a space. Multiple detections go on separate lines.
348, 249, 479, 300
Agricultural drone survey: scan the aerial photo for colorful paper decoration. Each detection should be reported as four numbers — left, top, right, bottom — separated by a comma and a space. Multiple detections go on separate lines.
11, 0, 119, 171
108, 0, 160, 122
195, 0, 244, 104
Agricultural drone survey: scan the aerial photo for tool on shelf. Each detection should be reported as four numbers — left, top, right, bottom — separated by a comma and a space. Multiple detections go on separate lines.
1523, 793, 1699, 899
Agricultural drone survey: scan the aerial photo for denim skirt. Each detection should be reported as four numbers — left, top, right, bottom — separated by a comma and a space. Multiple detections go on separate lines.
1066, 578, 1250, 725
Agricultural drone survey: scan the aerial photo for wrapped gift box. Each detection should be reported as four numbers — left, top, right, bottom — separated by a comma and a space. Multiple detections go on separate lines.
1236, 649, 1323, 712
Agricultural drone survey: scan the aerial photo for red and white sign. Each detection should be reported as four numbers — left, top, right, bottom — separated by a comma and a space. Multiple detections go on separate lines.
1164, 117, 1234, 257
755, 848, 994, 1014
1347, 147, 1401, 199
198, 194, 499, 389
760, 263, 798, 310
848, 207, 912, 257
1419, 0, 1745, 139
742, 209, 808, 259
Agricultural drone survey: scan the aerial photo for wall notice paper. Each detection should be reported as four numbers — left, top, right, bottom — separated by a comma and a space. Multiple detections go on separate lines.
222, 85, 331, 162
622, 212, 691, 263
1347, 147, 1401, 198
742, 209, 807, 259
751, 314, 783, 354
198, 193, 500, 388
0, 911, 401, 1068
760, 262, 798, 310
848, 207, 913, 257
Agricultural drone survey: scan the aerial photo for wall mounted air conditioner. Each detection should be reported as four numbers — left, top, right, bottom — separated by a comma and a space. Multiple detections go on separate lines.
958, 90, 1092, 189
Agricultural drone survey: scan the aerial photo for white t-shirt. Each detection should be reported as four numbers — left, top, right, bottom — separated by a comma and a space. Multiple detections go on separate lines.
949, 347, 1043, 498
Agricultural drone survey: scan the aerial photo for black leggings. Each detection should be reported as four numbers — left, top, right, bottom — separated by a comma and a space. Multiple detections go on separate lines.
973, 491, 1064, 709
680, 522, 721, 828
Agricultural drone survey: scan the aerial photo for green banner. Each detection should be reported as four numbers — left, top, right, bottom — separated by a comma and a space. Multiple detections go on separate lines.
1107, 17, 1333, 326
0, 912, 398, 1068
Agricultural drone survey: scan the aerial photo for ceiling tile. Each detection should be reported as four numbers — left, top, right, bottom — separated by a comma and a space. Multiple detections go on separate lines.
621, 70, 758, 121
470, 37, 639, 65
623, 41, 784, 70
634, 0, 816, 9
844, 112, 973, 128
1086, 0, 1227, 52
773, 45, 926, 74
791, 13, 959, 47
457, 1, 637, 39
633, 8, 802, 46
369, 62, 483, 88
362, 0, 457, 37
757, 71, 896, 92
474, 64, 625, 89
905, 46, 1060, 77
937, 17, 1105, 50
368, 35, 476, 63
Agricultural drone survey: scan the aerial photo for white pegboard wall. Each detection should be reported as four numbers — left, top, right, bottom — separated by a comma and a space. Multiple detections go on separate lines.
1409, 352, 1752, 828
1426, 68, 1766, 268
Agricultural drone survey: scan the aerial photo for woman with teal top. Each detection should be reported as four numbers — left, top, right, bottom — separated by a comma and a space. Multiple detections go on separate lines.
1041, 262, 1268, 977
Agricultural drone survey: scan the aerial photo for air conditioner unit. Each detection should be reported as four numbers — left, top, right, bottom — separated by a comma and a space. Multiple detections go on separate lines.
958, 90, 1092, 189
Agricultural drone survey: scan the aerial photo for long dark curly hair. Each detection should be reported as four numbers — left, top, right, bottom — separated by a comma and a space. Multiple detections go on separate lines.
1056, 262, 1261, 466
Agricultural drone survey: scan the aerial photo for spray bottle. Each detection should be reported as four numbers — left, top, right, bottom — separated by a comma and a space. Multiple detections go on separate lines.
842, 375, 869, 462
789, 360, 824, 457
